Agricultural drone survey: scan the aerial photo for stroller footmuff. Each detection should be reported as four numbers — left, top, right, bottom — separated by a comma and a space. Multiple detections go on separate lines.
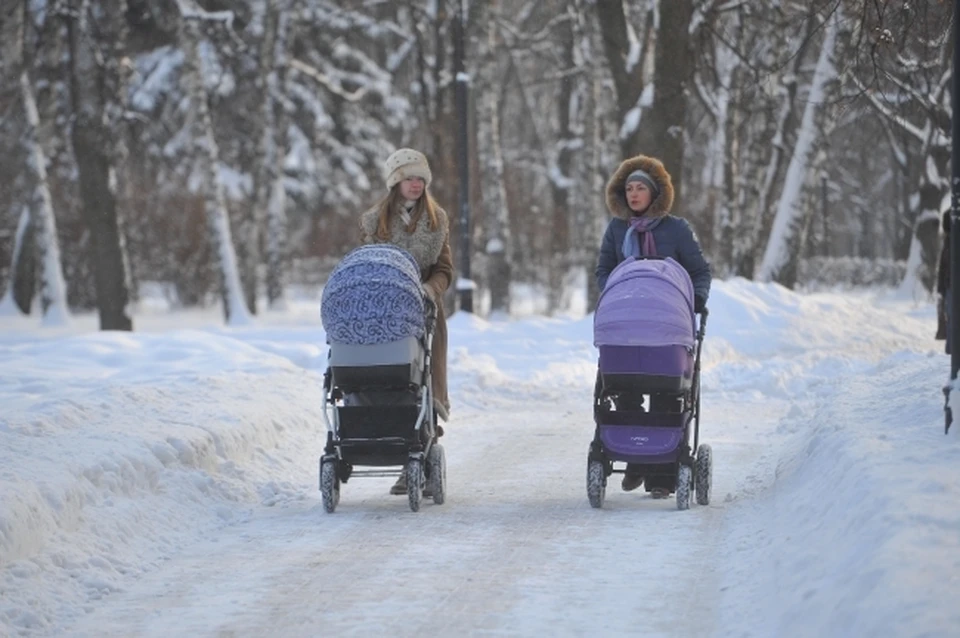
319, 244, 445, 513
587, 257, 711, 510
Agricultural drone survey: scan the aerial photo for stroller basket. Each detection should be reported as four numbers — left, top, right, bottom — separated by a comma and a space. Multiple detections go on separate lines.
598, 344, 693, 393
337, 404, 421, 439
337, 402, 421, 467
330, 336, 426, 392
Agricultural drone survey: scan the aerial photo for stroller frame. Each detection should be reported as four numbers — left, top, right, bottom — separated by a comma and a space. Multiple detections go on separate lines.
319, 298, 445, 513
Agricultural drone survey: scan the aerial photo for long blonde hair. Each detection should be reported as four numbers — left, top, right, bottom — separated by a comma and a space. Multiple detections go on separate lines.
373, 185, 440, 241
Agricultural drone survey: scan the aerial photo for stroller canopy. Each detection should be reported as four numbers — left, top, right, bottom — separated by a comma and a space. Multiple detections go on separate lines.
321, 244, 425, 345
594, 257, 695, 348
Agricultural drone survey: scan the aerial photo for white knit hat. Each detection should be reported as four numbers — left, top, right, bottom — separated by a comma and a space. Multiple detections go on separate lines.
384, 148, 432, 190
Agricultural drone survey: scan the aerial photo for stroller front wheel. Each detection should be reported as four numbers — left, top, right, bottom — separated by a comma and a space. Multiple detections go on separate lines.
695, 444, 712, 506
407, 458, 424, 512
675, 464, 692, 511
586, 458, 606, 509
320, 457, 340, 513
426, 443, 447, 505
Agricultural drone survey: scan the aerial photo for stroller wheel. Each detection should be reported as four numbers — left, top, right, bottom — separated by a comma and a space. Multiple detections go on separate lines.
676, 464, 692, 511
586, 458, 606, 509
320, 457, 340, 514
407, 458, 424, 512
426, 443, 447, 505
695, 444, 712, 506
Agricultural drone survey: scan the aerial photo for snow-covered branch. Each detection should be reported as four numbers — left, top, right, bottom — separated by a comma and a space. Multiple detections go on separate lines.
288, 58, 370, 102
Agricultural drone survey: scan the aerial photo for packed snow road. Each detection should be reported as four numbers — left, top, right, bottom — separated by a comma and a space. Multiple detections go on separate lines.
64, 398, 774, 638
2, 282, 957, 637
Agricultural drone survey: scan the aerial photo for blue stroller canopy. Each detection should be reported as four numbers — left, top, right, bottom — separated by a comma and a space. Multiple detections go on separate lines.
321, 244, 425, 345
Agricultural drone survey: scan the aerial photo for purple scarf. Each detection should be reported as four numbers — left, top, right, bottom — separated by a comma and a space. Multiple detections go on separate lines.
622, 215, 662, 258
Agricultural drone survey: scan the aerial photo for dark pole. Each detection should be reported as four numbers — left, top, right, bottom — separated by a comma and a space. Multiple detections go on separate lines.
821, 174, 829, 257
948, 0, 960, 433
454, 0, 473, 313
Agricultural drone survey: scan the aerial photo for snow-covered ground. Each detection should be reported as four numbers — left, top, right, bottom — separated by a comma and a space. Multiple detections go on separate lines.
1, 279, 958, 637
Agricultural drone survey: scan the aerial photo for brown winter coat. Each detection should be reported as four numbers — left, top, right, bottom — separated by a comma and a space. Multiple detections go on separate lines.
359, 204, 453, 421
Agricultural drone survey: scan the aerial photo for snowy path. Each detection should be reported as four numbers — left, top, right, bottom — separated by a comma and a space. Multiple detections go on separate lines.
65, 394, 779, 637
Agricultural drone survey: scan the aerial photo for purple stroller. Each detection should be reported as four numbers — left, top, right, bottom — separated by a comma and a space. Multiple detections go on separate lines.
588, 256, 711, 510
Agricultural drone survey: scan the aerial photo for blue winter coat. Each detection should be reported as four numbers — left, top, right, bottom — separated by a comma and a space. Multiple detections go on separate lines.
595, 216, 712, 301
596, 154, 712, 303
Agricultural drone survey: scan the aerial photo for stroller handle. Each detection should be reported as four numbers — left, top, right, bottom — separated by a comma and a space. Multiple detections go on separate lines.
423, 294, 438, 330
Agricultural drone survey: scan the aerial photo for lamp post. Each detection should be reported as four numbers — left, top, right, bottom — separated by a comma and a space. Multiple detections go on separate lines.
454, 0, 473, 313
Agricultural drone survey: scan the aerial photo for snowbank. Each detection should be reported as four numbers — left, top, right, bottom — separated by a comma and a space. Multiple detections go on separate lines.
0, 279, 956, 636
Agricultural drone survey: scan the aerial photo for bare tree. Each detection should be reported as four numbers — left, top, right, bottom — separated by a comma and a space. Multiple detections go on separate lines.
843, 0, 952, 294
252, 0, 292, 310
757, 11, 839, 285
477, 0, 512, 314
636, 0, 694, 204
593, 0, 652, 156
63, 0, 134, 330
177, 0, 250, 325
9, 0, 70, 323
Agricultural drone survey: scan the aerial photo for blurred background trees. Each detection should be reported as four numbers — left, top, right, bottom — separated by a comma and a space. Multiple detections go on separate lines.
0, 0, 949, 325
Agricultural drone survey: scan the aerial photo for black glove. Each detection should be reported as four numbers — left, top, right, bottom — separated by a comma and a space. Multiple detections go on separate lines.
694, 295, 707, 313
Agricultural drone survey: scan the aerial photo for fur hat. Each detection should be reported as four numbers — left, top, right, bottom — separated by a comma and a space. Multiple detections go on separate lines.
384, 148, 432, 190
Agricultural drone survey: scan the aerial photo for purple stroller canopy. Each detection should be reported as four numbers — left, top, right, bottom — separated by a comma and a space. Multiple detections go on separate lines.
594, 257, 695, 348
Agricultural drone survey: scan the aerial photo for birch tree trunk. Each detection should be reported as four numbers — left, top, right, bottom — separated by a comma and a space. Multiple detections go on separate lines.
900, 128, 949, 295
572, 0, 605, 313
756, 15, 838, 285
695, 9, 740, 270
0, 9, 34, 315
15, 0, 70, 324
178, 1, 251, 325
477, 1, 511, 315
547, 2, 577, 315
65, 0, 134, 331
736, 17, 814, 279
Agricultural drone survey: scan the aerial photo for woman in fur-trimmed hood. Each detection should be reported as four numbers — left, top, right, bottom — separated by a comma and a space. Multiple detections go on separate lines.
595, 154, 712, 306
595, 154, 712, 497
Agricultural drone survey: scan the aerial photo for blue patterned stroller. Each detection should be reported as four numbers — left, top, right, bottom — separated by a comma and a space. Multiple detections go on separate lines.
319, 244, 445, 513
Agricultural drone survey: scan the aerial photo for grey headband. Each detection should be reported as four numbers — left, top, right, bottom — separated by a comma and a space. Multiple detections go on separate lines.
626, 169, 659, 197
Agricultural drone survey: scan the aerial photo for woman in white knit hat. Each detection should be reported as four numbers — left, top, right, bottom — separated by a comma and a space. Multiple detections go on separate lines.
359, 148, 454, 495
